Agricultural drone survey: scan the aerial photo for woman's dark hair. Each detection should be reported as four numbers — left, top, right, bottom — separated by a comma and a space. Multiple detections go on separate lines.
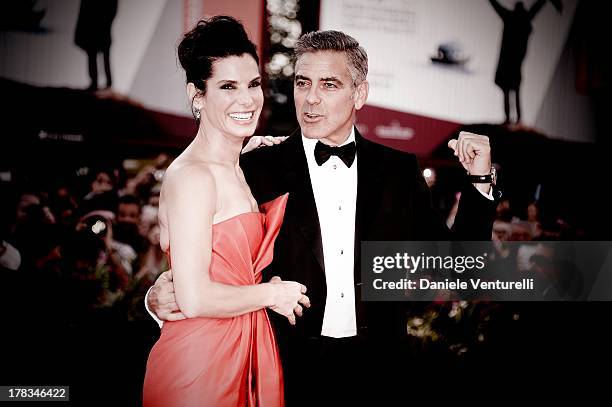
178, 15, 258, 96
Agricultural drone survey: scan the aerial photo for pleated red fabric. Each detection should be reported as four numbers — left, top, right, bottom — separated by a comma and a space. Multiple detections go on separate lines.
143, 194, 288, 407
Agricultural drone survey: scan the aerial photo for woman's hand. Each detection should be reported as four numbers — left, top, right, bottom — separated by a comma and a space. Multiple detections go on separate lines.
267, 276, 310, 325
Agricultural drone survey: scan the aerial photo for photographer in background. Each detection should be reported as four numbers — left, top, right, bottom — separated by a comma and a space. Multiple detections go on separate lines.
69, 211, 135, 308
114, 195, 146, 254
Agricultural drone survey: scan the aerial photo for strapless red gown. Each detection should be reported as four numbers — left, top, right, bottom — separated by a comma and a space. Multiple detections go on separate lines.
143, 194, 288, 407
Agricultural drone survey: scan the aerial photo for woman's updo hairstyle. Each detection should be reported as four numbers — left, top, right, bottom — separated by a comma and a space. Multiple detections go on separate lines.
178, 15, 259, 96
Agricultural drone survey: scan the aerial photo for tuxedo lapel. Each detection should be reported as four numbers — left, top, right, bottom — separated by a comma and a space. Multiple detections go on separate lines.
354, 130, 385, 281
281, 132, 325, 273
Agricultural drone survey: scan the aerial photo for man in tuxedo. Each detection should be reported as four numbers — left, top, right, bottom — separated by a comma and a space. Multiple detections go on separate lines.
148, 30, 496, 404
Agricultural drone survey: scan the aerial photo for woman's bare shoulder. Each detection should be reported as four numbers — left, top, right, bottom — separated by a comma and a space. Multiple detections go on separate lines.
162, 158, 216, 194
166, 156, 213, 179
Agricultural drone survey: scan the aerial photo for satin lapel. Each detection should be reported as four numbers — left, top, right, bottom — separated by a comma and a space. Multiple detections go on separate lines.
281, 131, 325, 273
354, 130, 385, 281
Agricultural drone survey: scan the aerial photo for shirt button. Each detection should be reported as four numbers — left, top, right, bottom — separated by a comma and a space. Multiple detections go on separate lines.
333, 164, 337, 170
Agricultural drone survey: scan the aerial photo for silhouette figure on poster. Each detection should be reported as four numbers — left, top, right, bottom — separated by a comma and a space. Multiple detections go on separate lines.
489, 0, 562, 125
74, 0, 118, 91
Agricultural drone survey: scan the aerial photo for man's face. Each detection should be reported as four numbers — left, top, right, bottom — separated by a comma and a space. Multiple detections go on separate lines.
117, 203, 140, 225
294, 51, 368, 145
91, 172, 113, 193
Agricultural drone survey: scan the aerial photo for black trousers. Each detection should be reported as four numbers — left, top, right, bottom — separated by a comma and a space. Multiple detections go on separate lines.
282, 335, 410, 406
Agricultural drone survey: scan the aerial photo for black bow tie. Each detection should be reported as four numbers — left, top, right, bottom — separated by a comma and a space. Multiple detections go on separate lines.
314, 141, 356, 167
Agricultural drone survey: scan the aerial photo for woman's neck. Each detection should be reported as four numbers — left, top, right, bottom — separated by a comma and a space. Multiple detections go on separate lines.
190, 124, 243, 167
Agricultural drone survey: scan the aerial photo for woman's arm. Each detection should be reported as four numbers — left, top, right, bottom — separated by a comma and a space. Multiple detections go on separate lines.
164, 164, 306, 320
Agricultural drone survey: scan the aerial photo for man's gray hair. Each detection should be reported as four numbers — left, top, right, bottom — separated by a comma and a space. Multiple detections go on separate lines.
294, 30, 368, 86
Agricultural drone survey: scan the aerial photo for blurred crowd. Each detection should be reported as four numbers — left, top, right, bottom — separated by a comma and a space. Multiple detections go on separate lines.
1, 156, 590, 323
1, 153, 172, 325
444, 187, 587, 300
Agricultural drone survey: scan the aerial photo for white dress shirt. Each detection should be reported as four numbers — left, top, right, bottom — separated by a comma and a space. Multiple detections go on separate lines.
302, 129, 358, 338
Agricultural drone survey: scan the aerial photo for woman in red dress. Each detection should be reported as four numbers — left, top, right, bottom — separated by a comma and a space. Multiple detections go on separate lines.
142, 16, 309, 406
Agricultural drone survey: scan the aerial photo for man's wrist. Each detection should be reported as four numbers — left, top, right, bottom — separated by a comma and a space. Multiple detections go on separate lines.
467, 166, 496, 185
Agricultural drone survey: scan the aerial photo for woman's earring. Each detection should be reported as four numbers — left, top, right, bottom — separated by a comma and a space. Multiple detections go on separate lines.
193, 108, 201, 121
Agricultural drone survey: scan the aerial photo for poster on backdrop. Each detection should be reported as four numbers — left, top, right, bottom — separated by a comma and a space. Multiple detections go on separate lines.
320, 0, 577, 152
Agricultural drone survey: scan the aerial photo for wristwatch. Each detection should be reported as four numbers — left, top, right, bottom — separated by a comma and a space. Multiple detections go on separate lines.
467, 166, 496, 185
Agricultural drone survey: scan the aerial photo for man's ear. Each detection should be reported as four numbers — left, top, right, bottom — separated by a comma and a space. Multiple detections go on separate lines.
186, 83, 202, 110
353, 80, 369, 111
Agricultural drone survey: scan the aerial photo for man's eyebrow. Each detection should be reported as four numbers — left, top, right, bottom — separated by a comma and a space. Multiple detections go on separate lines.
295, 75, 345, 86
320, 76, 343, 84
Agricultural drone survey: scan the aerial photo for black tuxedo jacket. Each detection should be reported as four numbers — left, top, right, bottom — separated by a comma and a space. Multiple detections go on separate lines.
240, 128, 496, 340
